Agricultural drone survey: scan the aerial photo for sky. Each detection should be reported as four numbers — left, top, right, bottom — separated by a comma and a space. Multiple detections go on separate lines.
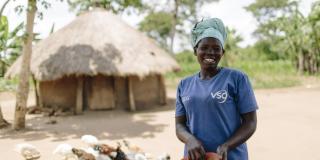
1, 0, 316, 52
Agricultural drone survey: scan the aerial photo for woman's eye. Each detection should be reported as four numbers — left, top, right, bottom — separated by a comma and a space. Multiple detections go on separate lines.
214, 48, 221, 52
200, 46, 208, 51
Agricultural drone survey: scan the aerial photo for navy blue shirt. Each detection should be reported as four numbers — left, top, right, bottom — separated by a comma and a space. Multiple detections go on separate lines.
175, 67, 258, 160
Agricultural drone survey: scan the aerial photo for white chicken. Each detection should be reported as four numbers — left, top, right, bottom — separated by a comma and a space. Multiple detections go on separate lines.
81, 135, 99, 147
53, 143, 78, 160
81, 135, 114, 160
85, 147, 112, 160
134, 153, 147, 160
15, 143, 41, 160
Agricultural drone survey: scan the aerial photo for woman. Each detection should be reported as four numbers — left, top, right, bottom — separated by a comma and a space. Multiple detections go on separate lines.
175, 18, 258, 160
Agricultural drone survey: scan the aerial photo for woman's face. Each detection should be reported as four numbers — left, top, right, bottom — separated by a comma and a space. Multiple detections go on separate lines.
195, 37, 224, 70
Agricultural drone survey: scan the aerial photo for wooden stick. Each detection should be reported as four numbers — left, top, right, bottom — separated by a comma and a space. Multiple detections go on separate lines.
128, 76, 136, 111
75, 77, 83, 114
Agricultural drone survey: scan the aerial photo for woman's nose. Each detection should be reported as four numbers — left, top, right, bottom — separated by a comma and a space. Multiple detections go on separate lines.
205, 48, 216, 55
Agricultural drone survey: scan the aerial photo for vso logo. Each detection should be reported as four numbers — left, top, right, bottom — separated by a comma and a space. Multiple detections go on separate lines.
211, 90, 228, 103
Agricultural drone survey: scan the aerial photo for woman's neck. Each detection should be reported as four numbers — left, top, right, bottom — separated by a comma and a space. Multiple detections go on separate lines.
199, 67, 221, 80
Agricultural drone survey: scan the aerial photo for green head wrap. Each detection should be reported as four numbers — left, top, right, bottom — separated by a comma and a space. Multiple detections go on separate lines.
191, 18, 227, 49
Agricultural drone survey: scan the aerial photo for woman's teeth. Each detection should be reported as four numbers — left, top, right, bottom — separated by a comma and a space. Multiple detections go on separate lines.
204, 58, 215, 63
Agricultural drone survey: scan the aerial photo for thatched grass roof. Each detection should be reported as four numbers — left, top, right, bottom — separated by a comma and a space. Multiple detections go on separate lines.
5, 9, 179, 81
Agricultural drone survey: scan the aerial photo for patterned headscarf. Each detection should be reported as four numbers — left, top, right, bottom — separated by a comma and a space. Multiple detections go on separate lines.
191, 18, 227, 49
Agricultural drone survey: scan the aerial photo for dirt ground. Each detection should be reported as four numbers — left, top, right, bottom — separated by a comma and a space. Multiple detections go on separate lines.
1, 83, 320, 160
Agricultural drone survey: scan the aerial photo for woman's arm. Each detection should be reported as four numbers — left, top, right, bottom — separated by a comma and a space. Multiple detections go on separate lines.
217, 111, 257, 160
176, 115, 206, 160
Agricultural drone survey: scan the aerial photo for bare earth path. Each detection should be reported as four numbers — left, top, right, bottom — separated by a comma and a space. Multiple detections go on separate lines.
1, 85, 320, 160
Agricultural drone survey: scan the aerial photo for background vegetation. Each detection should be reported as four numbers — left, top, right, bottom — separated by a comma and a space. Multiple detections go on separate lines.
1, 0, 320, 91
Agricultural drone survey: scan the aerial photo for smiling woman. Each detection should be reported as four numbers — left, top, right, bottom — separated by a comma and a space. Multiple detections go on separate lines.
175, 18, 258, 160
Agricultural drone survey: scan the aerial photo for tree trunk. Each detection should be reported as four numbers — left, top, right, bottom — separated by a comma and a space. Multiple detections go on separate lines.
13, 0, 37, 130
297, 52, 304, 74
169, 0, 179, 54
0, 106, 10, 129
0, 58, 4, 77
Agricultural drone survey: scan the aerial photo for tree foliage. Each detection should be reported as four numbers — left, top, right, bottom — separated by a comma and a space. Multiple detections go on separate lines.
246, 0, 320, 74
139, 0, 218, 52
67, 0, 145, 15
178, 0, 218, 24
0, 17, 24, 77
0, 0, 56, 77
220, 27, 243, 66
139, 11, 174, 50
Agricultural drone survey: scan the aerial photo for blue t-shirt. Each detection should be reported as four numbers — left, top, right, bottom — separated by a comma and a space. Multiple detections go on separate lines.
175, 67, 258, 160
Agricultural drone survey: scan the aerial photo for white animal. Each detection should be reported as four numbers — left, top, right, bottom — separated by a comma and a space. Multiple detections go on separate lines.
53, 144, 78, 160
81, 135, 99, 147
81, 135, 113, 160
15, 143, 41, 160
134, 153, 147, 160
85, 147, 100, 157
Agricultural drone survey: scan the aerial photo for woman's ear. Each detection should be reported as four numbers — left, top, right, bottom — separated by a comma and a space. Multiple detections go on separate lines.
193, 47, 197, 56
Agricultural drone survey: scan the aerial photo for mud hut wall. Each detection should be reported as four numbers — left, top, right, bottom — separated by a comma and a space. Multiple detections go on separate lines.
87, 75, 115, 110
114, 76, 129, 109
131, 75, 160, 109
39, 76, 77, 109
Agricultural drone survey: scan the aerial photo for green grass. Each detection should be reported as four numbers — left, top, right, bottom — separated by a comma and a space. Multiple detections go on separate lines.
0, 77, 18, 92
230, 60, 300, 89
165, 52, 302, 89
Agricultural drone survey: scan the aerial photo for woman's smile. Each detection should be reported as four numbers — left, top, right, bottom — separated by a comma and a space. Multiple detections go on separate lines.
203, 58, 216, 64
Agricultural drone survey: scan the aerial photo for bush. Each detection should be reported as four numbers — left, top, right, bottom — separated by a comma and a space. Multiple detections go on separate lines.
230, 60, 300, 88
166, 51, 301, 89
0, 78, 18, 92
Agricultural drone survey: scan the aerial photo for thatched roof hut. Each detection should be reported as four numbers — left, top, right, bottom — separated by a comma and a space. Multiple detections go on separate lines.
6, 10, 179, 113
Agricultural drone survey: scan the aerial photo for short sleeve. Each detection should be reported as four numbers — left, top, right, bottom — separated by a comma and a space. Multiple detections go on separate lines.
236, 73, 258, 114
175, 81, 186, 117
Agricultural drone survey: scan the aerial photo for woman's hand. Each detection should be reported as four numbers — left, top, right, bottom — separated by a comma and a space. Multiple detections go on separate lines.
186, 137, 206, 160
215, 111, 257, 160
217, 144, 229, 160
176, 115, 206, 160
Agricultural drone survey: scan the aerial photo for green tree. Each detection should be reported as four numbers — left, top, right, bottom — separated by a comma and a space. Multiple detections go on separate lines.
245, 0, 290, 23
139, 0, 218, 53
221, 27, 243, 66
139, 11, 174, 50
13, 0, 37, 130
224, 27, 243, 53
0, 16, 24, 77
178, 0, 218, 24
246, 0, 320, 74
306, 1, 320, 73
0, 0, 13, 129
67, 0, 145, 15
10, 0, 54, 130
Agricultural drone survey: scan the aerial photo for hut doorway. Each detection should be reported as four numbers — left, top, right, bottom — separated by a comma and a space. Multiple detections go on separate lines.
84, 75, 115, 110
